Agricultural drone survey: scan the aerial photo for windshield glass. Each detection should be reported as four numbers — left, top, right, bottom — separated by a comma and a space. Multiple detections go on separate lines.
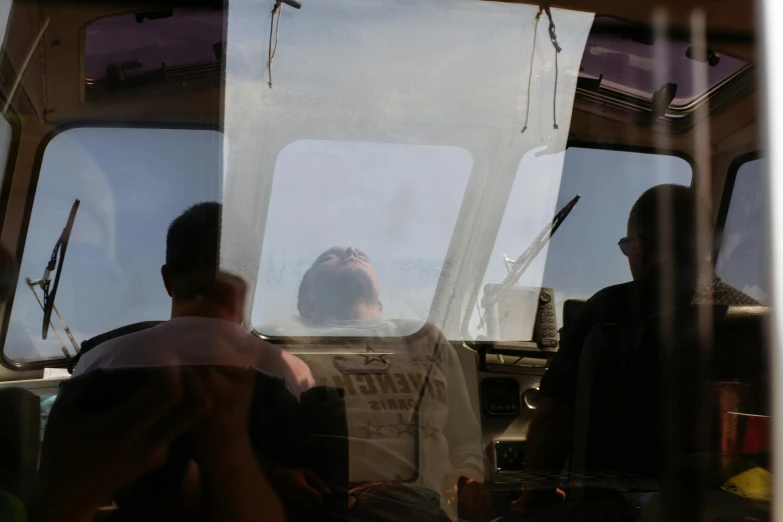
469, 147, 692, 341
252, 140, 472, 336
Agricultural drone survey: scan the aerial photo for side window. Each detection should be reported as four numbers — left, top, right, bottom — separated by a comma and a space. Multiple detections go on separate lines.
4, 128, 223, 364
542, 148, 692, 316
472, 147, 692, 341
716, 157, 769, 304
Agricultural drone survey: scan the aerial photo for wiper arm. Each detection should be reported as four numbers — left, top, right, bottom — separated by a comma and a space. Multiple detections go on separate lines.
479, 194, 580, 329
41, 199, 80, 341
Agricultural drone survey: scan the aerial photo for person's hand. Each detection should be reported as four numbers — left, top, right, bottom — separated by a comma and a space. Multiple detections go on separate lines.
186, 366, 287, 522
268, 466, 331, 512
457, 477, 493, 522
31, 367, 207, 522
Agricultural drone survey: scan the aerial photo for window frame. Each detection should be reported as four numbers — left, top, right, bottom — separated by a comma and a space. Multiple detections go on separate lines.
566, 140, 697, 174
0, 121, 222, 371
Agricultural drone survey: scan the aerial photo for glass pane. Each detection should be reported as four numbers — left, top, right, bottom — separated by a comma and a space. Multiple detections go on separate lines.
85, 9, 221, 79
84, 8, 222, 102
580, 16, 750, 108
471, 147, 692, 341
5, 128, 223, 363
254, 140, 472, 337
0, 0, 10, 50
716, 158, 769, 304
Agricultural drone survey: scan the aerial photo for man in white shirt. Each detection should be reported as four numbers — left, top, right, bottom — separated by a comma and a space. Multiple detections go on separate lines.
74, 202, 315, 399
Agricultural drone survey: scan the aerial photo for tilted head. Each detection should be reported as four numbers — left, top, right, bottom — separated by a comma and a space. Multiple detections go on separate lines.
621, 184, 703, 281
297, 246, 382, 322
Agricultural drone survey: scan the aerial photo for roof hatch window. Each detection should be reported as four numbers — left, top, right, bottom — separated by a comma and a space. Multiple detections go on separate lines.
579, 16, 750, 111
83, 8, 223, 102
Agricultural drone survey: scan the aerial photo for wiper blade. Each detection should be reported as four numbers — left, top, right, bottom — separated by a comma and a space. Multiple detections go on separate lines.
479, 194, 580, 328
41, 199, 80, 340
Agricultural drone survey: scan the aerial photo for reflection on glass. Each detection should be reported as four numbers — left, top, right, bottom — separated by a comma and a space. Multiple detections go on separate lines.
254, 140, 472, 336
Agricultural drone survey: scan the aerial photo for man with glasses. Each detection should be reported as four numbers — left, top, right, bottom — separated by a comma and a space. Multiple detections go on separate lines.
514, 184, 756, 513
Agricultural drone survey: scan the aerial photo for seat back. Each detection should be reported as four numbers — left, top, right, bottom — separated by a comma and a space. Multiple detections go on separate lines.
65, 321, 351, 516
571, 324, 661, 479
0, 388, 40, 499
571, 305, 770, 482
300, 386, 349, 520
68, 321, 164, 373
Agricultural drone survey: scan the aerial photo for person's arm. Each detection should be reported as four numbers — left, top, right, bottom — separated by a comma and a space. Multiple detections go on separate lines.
440, 336, 485, 483
197, 439, 286, 522
523, 397, 573, 475
436, 331, 492, 521
190, 367, 286, 522
514, 295, 601, 511
29, 368, 208, 522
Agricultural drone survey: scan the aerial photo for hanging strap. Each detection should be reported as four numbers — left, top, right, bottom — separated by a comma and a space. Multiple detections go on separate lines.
268, 1, 283, 88
521, 6, 563, 133
543, 7, 562, 130
521, 9, 543, 133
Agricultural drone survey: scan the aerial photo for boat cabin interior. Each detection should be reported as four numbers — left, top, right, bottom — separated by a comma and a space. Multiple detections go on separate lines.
0, 0, 771, 520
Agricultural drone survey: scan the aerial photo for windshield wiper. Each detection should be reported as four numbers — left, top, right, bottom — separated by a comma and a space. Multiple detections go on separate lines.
26, 199, 80, 357
478, 194, 580, 330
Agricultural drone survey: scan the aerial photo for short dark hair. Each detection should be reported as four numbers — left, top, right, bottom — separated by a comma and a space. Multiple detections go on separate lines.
165, 202, 221, 299
629, 184, 701, 264
166, 202, 221, 276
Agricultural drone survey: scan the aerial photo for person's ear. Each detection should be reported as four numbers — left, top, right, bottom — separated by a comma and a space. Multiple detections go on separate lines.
161, 265, 173, 297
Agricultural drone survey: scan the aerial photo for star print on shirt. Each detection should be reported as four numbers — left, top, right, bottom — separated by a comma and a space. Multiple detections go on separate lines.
420, 421, 440, 440
389, 414, 416, 436
359, 345, 390, 366
359, 419, 385, 438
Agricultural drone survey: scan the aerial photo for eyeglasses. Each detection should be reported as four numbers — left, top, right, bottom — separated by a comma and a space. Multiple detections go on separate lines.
618, 236, 637, 257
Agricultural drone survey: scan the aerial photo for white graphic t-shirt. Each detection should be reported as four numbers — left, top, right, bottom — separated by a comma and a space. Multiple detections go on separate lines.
263, 317, 486, 518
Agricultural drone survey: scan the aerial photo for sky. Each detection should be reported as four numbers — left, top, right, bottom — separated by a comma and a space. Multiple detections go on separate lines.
5, 129, 223, 362
1, 0, 757, 363
4, 128, 694, 362
715, 158, 769, 303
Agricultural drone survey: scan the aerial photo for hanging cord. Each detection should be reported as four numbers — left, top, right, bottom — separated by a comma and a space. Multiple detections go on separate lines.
268, 1, 282, 88
521, 9, 543, 133
543, 6, 562, 129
